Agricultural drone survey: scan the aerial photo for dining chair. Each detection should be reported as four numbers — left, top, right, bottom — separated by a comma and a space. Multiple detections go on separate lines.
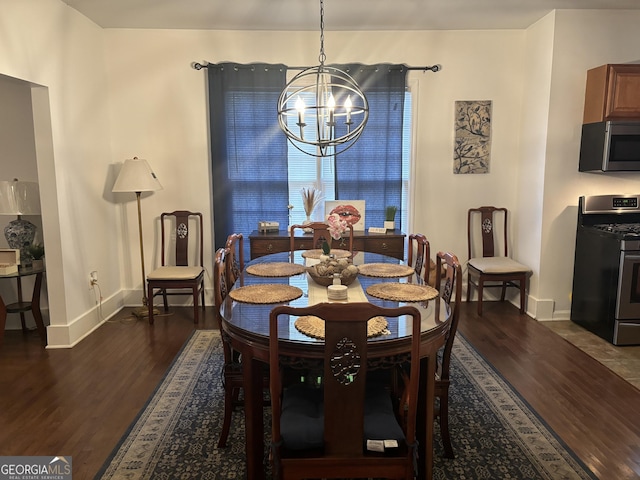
147, 210, 205, 324
225, 232, 244, 285
289, 221, 354, 255
433, 250, 463, 458
269, 301, 422, 480
395, 250, 462, 459
407, 233, 431, 285
214, 247, 269, 448
466, 206, 531, 315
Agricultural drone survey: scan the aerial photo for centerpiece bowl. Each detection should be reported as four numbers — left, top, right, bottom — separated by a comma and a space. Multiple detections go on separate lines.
306, 257, 359, 286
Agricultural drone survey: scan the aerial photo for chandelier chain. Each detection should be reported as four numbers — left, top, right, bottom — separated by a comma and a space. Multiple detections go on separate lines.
318, 0, 326, 65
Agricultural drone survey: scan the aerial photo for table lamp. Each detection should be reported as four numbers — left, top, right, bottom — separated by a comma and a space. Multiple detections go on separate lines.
112, 157, 163, 318
0, 179, 41, 266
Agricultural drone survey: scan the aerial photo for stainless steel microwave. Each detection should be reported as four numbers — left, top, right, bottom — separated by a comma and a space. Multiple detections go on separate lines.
579, 121, 640, 172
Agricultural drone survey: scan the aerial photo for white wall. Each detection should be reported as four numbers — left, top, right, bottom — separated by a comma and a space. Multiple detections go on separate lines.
0, 0, 122, 346
538, 10, 640, 319
0, 75, 46, 329
103, 27, 528, 305
3, 1, 640, 346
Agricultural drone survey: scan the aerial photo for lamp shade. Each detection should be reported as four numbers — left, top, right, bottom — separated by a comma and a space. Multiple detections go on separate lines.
112, 157, 163, 193
0, 180, 41, 215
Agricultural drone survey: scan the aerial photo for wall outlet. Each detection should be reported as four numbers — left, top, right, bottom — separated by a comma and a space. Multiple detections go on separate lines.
89, 271, 98, 286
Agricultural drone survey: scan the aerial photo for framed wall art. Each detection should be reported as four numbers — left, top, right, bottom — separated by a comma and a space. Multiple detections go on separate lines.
324, 200, 366, 231
454, 100, 492, 174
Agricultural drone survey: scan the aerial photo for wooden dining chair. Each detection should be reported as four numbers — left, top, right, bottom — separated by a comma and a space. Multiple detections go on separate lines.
225, 232, 244, 285
269, 302, 422, 480
396, 251, 462, 459
289, 222, 354, 255
466, 206, 531, 315
214, 247, 269, 448
433, 250, 463, 458
407, 233, 431, 284
147, 210, 205, 324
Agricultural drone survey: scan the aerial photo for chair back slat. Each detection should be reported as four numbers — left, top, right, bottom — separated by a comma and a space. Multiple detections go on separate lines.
160, 210, 204, 267
408, 233, 430, 283
467, 206, 508, 259
435, 251, 463, 383
225, 233, 245, 285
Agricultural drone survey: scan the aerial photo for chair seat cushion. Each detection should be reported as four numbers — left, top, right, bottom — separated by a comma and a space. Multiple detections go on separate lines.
279, 384, 405, 451
468, 256, 530, 274
281, 384, 324, 450
147, 266, 204, 280
363, 386, 405, 442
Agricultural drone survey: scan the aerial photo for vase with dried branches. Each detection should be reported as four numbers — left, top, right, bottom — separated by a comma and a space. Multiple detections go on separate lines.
300, 187, 323, 230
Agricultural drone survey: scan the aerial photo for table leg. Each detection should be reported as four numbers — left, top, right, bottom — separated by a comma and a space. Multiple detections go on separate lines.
16, 277, 28, 333
242, 353, 265, 480
417, 355, 435, 480
31, 272, 46, 344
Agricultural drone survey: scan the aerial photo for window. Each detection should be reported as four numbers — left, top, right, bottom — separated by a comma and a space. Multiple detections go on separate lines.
208, 63, 409, 251
287, 89, 412, 232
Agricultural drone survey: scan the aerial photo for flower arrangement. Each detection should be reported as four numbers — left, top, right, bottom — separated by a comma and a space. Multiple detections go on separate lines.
301, 187, 323, 218
323, 213, 348, 254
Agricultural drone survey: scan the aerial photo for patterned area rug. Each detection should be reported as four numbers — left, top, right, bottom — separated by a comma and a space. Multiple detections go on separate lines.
95, 331, 597, 480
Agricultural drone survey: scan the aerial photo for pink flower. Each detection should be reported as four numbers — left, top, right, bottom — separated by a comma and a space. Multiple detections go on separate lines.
327, 213, 348, 240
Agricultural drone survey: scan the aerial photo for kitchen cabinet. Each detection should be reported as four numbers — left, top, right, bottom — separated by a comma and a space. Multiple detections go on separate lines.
249, 230, 406, 260
583, 64, 640, 124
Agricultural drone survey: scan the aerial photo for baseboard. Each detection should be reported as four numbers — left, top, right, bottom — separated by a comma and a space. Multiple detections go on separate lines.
46, 290, 124, 348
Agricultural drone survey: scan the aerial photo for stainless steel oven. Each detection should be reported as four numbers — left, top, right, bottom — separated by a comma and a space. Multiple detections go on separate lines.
571, 194, 640, 345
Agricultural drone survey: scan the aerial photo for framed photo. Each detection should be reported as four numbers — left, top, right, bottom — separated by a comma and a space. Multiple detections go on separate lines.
324, 200, 366, 231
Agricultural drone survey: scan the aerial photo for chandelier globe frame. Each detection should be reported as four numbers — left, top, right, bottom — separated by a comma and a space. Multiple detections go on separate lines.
277, 0, 369, 157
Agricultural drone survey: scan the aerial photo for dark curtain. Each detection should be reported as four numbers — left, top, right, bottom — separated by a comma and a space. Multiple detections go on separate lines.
208, 63, 288, 250
333, 64, 407, 230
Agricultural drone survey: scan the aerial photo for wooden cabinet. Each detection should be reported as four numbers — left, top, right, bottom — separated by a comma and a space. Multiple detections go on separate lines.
583, 64, 640, 124
249, 230, 406, 260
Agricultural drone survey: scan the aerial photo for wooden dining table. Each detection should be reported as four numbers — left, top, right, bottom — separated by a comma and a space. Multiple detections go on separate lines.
219, 250, 452, 480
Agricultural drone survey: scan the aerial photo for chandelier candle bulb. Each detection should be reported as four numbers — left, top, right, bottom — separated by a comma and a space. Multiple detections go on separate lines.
296, 96, 305, 124
327, 94, 335, 126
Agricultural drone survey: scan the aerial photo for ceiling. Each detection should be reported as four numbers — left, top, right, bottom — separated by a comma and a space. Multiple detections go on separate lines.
62, 0, 640, 31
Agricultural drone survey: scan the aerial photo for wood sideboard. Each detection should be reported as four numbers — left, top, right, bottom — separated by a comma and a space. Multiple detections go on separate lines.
249, 230, 406, 260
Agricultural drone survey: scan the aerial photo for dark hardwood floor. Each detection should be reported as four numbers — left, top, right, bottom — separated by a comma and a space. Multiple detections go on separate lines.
0, 302, 638, 480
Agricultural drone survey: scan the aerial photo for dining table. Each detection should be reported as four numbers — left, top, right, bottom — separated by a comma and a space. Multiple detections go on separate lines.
219, 249, 452, 480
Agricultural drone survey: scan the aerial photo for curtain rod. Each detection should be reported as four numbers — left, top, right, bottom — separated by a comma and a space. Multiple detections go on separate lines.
192, 62, 441, 72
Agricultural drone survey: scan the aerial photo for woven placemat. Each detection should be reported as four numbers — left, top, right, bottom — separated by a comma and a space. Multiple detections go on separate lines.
366, 283, 438, 302
301, 249, 352, 259
294, 315, 389, 339
358, 263, 415, 278
246, 262, 305, 277
229, 284, 303, 304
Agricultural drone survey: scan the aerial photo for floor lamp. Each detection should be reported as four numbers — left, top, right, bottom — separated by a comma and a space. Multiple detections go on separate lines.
112, 157, 163, 319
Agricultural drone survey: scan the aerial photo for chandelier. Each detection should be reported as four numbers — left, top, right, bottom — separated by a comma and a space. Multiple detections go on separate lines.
277, 0, 369, 157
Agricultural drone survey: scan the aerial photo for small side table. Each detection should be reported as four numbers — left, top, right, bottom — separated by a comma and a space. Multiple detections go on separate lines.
0, 265, 46, 346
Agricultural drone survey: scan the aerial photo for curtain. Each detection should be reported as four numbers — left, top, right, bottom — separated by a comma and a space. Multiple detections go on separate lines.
333, 64, 407, 230
208, 63, 288, 250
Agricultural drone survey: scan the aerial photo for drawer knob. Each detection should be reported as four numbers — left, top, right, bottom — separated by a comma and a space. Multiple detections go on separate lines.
381, 242, 388, 250
267, 243, 274, 252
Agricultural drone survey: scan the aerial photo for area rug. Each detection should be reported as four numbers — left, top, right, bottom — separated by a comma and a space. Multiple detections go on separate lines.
95, 330, 597, 480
